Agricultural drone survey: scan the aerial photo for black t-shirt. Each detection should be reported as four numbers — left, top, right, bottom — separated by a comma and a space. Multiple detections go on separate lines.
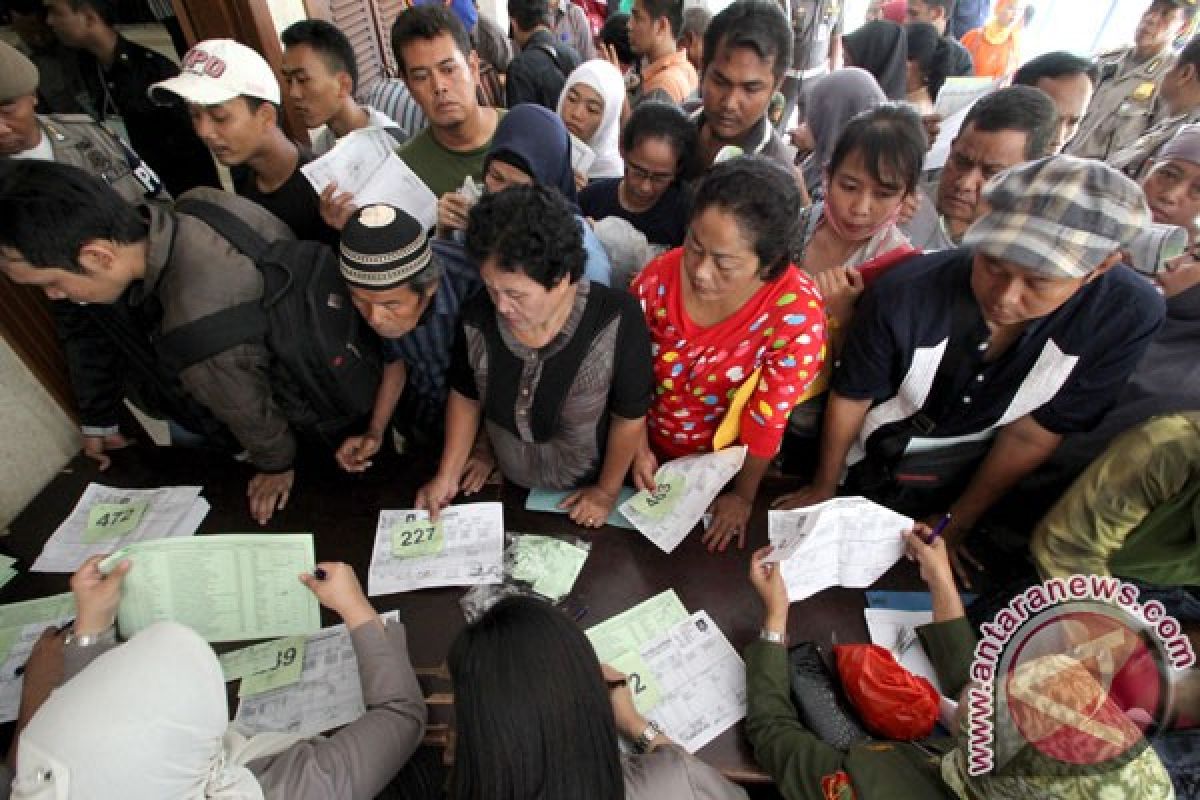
232, 153, 338, 247
578, 178, 690, 247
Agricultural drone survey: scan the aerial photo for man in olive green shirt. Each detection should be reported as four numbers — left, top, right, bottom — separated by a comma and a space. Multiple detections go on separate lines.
390, 5, 502, 200
1033, 412, 1200, 589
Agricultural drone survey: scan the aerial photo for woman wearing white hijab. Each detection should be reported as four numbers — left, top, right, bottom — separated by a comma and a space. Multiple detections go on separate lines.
3, 558, 425, 800
557, 60, 627, 183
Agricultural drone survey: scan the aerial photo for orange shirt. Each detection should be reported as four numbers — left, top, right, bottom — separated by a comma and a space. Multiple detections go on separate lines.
640, 50, 698, 105
961, 26, 1020, 79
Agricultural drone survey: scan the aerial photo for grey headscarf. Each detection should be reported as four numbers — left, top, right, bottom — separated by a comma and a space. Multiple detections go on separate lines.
801, 68, 888, 194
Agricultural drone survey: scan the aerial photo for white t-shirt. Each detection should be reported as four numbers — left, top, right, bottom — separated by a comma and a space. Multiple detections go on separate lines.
310, 106, 402, 155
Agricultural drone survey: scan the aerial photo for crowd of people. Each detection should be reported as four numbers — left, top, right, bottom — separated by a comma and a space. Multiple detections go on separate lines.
0, 0, 1199, 796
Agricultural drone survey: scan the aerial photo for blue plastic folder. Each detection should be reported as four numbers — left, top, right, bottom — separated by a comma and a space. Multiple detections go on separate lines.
866, 590, 977, 611
525, 487, 637, 530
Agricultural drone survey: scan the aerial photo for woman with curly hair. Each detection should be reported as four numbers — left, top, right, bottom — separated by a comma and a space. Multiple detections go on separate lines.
416, 184, 654, 528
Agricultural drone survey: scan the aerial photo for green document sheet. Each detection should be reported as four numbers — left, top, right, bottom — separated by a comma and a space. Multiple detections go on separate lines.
0, 593, 75, 630
586, 589, 689, 665
525, 487, 638, 530
511, 535, 589, 600
608, 649, 662, 713
0, 567, 17, 592
235, 636, 307, 697
101, 534, 321, 642
626, 471, 687, 519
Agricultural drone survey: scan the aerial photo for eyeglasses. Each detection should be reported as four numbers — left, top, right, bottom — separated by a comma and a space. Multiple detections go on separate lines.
625, 161, 677, 186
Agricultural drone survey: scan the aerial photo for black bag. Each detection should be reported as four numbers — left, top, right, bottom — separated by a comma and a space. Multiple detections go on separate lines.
156, 199, 382, 444
788, 641, 871, 750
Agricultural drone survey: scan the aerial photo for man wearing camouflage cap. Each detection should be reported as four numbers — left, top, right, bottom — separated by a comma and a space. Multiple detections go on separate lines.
776, 156, 1166, 585
0, 39, 164, 206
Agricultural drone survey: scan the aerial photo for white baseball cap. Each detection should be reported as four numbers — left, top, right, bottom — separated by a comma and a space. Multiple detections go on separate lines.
149, 39, 281, 106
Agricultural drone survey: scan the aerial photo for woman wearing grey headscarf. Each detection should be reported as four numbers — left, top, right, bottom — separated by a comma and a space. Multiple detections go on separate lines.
798, 68, 888, 197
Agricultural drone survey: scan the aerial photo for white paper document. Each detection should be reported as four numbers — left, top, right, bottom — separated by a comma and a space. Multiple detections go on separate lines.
620, 446, 747, 553
632, 611, 747, 753
766, 497, 912, 601
368, 503, 504, 596
863, 608, 945, 695
569, 132, 596, 176
934, 76, 1001, 118
233, 612, 399, 736
33, 483, 208, 573
301, 127, 437, 230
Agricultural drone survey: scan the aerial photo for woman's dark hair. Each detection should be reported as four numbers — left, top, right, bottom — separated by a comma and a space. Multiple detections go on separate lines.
0, 160, 148, 272
828, 103, 926, 195
600, 13, 634, 67
690, 156, 802, 281
619, 101, 697, 172
465, 184, 586, 289
904, 22, 953, 100
448, 597, 625, 800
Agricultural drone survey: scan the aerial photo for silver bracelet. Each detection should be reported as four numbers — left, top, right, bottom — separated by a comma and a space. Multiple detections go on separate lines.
759, 629, 787, 646
63, 625, 113, 648
634, 719, 663, 753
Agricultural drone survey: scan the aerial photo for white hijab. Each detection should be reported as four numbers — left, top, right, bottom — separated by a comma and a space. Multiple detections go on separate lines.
11, 621, 305, 800
558, 59, 626, 180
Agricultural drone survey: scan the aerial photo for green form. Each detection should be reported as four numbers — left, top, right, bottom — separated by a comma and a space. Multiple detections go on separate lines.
0, 593, 75, 630
586, 589, 689, 664
102, 534, 321, 642
608, 649, 662, 713
511, 535, 589, 599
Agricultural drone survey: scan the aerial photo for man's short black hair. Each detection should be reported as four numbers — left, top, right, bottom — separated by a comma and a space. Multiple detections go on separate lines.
508, 0, 550, 33
960, 85, 1060, 160
915, 0, 954, 13
67, 0, 118, 26
0, 161, 148, 272
391, 5, 473, 77
703, 0, 792, 82
1176, 34, 1200, 71
600, 13, 634, 65
1012, 51, 1100, 88
282, 19, 361, 92
466, 185, 585, 289
640, 0, 685, 39
620, 101, 696, 172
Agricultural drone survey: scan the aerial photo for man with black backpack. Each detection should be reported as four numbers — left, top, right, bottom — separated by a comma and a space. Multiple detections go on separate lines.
507, 0, 581, 110
0, 160, 379, 525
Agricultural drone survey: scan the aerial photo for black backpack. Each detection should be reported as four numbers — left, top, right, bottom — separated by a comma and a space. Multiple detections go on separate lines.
156, 198, 382, 444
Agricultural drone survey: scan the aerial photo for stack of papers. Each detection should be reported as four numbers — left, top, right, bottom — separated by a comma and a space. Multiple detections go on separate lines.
587, 592, 746, 753
100, 533, 321, 641
765, 497, 912, 601
233, 612, 400, 737
0, 593, 77, 722
510, 534, 590, 600
619, 446, 747, 553
368, 503, 504, 596
33, 483, 209, 573
864, 608, 944, 695
301, 127, 437, 230
525, 487, 637, 530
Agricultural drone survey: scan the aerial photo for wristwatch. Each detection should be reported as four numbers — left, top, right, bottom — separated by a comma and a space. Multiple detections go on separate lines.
634, 719, 663, 753
760, 629, 788, 646
63, 625, 112, 648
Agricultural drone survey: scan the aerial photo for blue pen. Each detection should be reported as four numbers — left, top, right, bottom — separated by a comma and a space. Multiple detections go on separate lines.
925, 514, 952, 544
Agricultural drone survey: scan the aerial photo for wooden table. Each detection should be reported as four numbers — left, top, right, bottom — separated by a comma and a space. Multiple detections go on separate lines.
3, 443, 925, 783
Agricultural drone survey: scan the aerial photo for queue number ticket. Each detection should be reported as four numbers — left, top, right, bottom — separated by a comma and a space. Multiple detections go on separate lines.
626, 472, 686, 519
390, 519, 445, 558
84, 501, 148, 542
220, 636, 308, 697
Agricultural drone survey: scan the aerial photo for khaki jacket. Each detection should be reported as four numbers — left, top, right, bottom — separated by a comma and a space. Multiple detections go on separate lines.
1068, 46, 1174, 161
40, 114, 167, 206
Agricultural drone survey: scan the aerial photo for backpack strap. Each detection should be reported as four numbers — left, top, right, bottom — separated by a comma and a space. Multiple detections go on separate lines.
537, 43, 567, 77
174, 197, 270, 261
155, 198, 272, 371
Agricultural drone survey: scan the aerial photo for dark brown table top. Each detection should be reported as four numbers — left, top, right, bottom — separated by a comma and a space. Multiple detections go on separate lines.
2, 443, 925, 782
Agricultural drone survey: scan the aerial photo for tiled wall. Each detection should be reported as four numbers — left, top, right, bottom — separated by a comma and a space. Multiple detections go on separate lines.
0, 340, 78, 532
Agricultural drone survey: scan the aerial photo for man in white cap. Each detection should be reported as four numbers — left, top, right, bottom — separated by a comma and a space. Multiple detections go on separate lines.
777, 156, 1167, 586
150, 39, 336, 245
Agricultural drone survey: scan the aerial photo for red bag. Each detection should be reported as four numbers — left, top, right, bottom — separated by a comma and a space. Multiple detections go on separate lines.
834, 644, 940, 740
